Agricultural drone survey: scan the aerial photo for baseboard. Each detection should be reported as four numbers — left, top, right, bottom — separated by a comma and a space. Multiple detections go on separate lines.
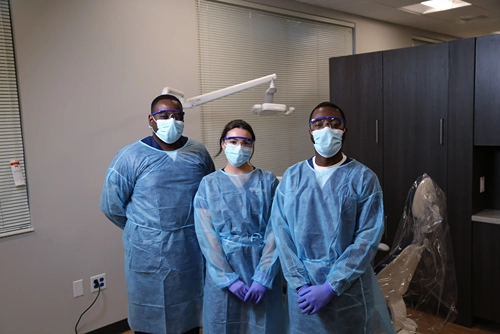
86, 319, 130, 334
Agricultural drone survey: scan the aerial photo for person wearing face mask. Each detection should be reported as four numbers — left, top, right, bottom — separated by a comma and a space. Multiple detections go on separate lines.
193, 119, 285, 334
100, 94, 215, 334
271, 102, 394, 333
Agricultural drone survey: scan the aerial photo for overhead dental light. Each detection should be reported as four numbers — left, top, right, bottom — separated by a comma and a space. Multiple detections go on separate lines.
162, 74, 295, 116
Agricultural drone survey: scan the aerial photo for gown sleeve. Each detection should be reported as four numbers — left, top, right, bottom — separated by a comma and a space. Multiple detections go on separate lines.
271, 176, 312, 289
194, 178, 239, 288
100, 149, 135, 230
252, 176, 280, 289
326, 172, 384, 295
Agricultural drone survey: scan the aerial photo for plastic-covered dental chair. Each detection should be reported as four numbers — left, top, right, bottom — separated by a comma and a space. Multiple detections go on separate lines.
375, 174, 458, 333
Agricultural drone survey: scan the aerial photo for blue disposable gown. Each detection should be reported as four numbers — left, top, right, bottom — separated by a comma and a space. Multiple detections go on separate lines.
100, 138, 215, 334
194, 169, 285, 334
271, 158, 394, 334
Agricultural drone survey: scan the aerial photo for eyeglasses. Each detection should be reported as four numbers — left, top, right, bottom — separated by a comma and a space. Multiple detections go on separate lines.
309, 116, 345, 130
152, 109, 185, 121
223, 136, 255, 148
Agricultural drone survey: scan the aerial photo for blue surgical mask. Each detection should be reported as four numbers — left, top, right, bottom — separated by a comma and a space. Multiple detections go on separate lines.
149, 118, 184, 144
312, 128, 344, 158
224, 143, 252, 167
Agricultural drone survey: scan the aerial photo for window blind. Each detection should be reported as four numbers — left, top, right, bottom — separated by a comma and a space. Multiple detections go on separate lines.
0, 0, 32, 237
197, 0, 353, 175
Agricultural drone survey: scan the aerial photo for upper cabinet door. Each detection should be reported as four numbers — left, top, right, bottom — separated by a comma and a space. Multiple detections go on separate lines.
329, 52, 383, 183
475, 34, 500, 146
383, 43, 449, 244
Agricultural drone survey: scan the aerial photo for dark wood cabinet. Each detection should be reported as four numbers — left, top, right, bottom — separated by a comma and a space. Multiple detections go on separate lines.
329, 52, 383, 183
329, 38, 476, 327
382, 43, 449, 245
329, 52, 386, 255
475, 34, 500, 146
330, 44, 450, 249
472, 222, 500, 321
448, 38, 475, 327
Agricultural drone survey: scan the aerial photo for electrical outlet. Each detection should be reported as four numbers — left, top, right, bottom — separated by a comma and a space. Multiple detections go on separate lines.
480, 176, 485, 193
73, 279, 84, 298
90, 273, 106, 293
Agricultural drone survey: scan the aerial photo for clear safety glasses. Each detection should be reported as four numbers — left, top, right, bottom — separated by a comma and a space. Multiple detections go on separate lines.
309, 116, 346, 131
223, 136, 255, 148
152, 109, 185, 121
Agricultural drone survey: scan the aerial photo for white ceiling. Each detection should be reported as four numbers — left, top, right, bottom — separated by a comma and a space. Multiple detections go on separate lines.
291, 0, 500, 38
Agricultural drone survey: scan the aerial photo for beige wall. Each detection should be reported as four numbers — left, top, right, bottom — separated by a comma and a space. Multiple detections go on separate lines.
2, 1, 200, 333
0, 0, 455, 333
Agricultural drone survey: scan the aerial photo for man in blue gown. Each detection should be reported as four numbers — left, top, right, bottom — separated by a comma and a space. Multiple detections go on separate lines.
100, 94, 215, 334
271, 102, 394, 333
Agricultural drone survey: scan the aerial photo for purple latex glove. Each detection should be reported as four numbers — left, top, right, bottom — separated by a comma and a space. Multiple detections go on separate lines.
228, 280, 250, 301
297, 281, 336, 315
244, 281, 267, 304
296, 285, 310, 294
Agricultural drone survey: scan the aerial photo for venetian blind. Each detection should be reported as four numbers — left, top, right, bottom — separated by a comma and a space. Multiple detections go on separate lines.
197, 0, 353, 175
0, 0, 32, 237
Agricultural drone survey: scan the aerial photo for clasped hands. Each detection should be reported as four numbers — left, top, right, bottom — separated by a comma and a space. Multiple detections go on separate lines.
297, 281, 336, 315
228, 280, 266, 304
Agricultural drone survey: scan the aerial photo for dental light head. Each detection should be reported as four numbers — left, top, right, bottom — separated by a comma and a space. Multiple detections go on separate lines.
250, 103, 295, 116
161, 74, 295, 116
250, 79, 295, 116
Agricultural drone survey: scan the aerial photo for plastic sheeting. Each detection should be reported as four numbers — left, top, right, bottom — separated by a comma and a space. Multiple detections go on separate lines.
375, 174, 458, 333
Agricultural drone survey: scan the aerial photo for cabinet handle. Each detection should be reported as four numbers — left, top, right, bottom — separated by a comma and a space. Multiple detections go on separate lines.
440, 119, 444, 145
376, 120, 379, 144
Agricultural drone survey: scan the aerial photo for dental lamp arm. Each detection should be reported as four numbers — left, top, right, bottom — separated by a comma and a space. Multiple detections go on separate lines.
264, 80, 277, 103
183, 73, 277, 109
161, 73, 294, 115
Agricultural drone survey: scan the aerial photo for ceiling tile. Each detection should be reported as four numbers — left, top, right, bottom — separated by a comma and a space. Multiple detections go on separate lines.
370, 0, 422, 8
330, 1, 391, 15
466, 0, 499, 4
294, 0, 368, 8
476, 0, 500, 13
286, 0, 500, 37
458, 16, 500, 31
426, 5, 492, 20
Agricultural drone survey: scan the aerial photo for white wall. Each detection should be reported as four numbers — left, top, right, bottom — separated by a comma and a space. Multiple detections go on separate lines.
0, 0, 455, 333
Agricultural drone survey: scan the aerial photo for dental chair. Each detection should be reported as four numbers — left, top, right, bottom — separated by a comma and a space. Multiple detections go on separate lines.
375, 174, 458, 333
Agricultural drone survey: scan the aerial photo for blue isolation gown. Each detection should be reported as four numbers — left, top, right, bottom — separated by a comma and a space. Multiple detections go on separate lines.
194, 168, 285, 334
271, 158, 395, 334
100, 137, 215, 334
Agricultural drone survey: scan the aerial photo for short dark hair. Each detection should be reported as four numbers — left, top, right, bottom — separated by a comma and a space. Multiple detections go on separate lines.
151, 94, 183, 114
215, 119, 256, 157
308, 102, 346, 124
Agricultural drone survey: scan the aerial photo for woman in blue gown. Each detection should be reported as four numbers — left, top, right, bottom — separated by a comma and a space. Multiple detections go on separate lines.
194, 119, 285, 334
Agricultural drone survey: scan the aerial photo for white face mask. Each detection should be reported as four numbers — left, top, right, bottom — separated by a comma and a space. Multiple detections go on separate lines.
312, 128, 344, 158
224, 143, 253, 167
149, 118, 184, 144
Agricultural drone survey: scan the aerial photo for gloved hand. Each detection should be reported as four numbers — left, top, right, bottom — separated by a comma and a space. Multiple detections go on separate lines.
297, 281, 336, 315
228, 280, 250, 301
296, 285, 310, 294
244, 281, 267, 304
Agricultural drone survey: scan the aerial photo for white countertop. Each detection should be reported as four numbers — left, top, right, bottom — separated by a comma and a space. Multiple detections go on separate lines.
472, 209, 500, 225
